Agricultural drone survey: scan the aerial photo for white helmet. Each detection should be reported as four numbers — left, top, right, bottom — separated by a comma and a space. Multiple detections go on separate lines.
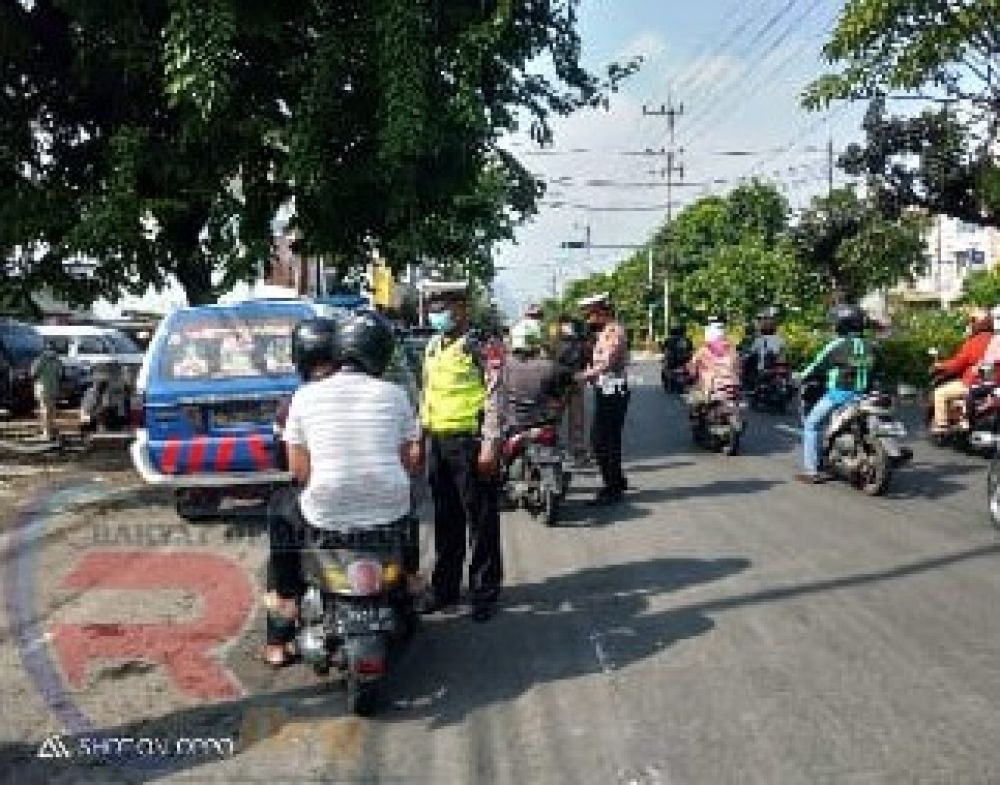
510, 318, 543, 352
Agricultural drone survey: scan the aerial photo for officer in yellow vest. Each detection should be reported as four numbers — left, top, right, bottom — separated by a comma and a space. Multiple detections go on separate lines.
419, 282, 506, 622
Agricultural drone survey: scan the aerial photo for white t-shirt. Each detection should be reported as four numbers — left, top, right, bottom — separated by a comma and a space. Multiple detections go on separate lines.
283, 372, 419, 530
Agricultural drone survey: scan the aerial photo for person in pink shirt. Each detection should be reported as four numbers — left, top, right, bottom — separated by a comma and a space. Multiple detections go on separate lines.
687, 322, 741, 404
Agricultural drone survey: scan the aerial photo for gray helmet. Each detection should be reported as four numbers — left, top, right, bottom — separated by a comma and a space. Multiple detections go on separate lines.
832, 304, 865, 336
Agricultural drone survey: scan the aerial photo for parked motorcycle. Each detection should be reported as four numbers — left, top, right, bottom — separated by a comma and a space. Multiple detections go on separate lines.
502, 422, 571, 525
689, 383, 745, 455
749, 352, 794, 414
800, 380, 912, 495
296, 520, 418, 716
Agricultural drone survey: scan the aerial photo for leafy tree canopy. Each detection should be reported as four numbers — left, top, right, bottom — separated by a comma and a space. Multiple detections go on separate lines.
803, 0, 1000, 227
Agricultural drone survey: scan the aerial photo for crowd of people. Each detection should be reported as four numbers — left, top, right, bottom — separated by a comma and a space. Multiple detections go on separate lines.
261, 286, 1000, 664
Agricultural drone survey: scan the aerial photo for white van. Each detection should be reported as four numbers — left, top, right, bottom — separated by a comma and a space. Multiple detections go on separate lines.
35, 325, 146, 388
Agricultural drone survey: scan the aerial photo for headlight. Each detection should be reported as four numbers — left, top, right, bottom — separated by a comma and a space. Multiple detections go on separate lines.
346, 559, 383, 596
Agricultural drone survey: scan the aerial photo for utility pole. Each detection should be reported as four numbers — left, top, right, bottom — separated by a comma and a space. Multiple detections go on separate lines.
827, 134, 834, 197
644, 97, 684, 341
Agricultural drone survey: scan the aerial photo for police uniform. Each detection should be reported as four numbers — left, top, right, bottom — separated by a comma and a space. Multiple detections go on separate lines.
579, 295, 630, 498
421, 330, 505, 609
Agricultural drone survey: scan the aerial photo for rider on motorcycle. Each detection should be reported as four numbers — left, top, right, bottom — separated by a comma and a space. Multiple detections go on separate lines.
502, 318, 569, 431
663, 323, 693, 369
686, 322, 740, 406
930, 307, 993, 435
744, 307, 786, 389
265, 313, 424, 667
795, 304, 872, 484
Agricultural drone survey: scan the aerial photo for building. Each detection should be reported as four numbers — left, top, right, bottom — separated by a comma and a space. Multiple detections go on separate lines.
894, 216, 1000, 306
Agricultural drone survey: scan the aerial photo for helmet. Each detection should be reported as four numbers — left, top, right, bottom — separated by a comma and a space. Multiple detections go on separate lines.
291, 317, 340, 379
831, 304, 865, 336
338, 310, 396, 377
510, 318, 543, 352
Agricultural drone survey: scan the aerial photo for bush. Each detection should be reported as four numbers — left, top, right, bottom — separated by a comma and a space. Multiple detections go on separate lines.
874, 309, 966, 389
781, 321, 826, 370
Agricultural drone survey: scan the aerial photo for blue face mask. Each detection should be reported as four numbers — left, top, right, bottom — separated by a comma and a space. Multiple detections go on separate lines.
428, 310, 454, 333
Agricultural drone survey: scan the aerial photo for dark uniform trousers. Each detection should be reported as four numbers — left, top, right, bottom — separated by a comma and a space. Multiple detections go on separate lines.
591, 388, 630, 492
429, 434, 502, 604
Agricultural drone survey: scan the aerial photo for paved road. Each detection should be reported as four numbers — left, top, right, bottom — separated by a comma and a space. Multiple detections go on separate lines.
2, 361, 1000, 784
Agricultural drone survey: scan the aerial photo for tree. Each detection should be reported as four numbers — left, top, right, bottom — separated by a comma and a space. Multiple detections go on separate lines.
679, 239, 820, 327
803, 0, 1000, 227
792, 187, 928, 302
1, 0, 639, 306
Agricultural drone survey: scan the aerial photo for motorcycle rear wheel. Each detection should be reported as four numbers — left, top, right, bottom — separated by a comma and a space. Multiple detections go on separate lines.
346, 676, 378, 716
859, 436, 891, 496
721, 434, 740, 456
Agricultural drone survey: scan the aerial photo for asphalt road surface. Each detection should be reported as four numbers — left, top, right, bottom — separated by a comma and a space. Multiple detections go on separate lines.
2, 361, 1000, 785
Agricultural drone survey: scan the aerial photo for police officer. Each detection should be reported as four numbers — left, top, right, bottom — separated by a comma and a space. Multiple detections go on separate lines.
577, 293, 630, 505
419, 282, 506, 622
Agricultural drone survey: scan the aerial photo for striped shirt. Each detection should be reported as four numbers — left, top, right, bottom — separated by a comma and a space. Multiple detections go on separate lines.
283, 371, 419, 530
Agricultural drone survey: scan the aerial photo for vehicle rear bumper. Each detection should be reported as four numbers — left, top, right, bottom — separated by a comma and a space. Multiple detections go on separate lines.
131, 430, 291, 488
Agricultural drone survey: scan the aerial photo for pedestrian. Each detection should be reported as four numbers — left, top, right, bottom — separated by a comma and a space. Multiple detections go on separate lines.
576, 293, 630, 505
30, 345, 62, 441
554, 314, 589, 462
418, 281, 506, 622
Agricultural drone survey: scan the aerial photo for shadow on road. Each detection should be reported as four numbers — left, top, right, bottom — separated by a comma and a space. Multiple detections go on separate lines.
5, 542, 1000, 782
885, 460, 984, 501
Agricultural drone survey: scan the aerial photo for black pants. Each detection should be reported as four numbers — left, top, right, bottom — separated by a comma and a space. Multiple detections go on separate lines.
592, 389, 630, 492
266, 485, 418, 600
428, 435, 502, 605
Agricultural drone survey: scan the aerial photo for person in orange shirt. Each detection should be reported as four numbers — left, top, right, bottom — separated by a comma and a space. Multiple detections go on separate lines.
931, 308, 992, 433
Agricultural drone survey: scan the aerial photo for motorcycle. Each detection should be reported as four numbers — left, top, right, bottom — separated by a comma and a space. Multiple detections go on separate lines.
296, 519, 418, 716
502, 421, 571, 525
689, 382, 745, 455
926, 348, 1000, 452
661, 339, 693, 393
800, 380, 913, 495
749, 352, 794, 414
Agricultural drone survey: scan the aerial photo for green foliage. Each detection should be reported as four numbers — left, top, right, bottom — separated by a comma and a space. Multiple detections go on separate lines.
875, 308, 966, 388
803, 1, 1000, 228
781, 321, 828, 371
2, 0, 638, 306
959, 268, 1000, 307
792, 187, 928, 301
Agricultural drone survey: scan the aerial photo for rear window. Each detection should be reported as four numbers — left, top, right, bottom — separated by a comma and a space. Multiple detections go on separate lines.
160, 311, 300, 381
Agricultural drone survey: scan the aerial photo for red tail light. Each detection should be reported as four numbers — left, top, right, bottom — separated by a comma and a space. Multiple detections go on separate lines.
532, 426, 558, 446
355, 657, 386, 675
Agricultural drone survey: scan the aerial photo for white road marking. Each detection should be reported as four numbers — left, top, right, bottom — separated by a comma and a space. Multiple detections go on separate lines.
775, 423, 803, 437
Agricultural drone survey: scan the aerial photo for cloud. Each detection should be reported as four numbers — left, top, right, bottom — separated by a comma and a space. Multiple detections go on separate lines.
617, 30, 668, 64
675, 54, 743, 94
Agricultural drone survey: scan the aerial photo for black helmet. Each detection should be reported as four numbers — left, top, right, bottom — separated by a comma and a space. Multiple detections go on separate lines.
832, 304, 865, 336
338, 310, 395, 377
291, 317, 340, 379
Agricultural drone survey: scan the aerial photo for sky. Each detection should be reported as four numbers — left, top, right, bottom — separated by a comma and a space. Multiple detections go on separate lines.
491, 0, 868, 316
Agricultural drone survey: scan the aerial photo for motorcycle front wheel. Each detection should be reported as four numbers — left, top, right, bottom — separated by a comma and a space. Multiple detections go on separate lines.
859, 436, 891, 496
346, 676, 378, 716
987, 454, 1000, 529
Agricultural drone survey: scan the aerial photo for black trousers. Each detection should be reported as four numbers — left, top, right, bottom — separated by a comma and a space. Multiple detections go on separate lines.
592, 389, 630, 492
266, 485, 418, 600
428, 435, 502, 605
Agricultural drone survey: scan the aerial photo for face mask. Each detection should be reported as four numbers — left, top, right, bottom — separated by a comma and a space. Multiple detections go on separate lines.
428, 310, 454, 334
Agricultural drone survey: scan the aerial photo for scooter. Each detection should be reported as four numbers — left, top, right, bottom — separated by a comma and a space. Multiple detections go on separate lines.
296, 519, 419, 716
800, 380, 912, 496
689, 382, 745, 456
749, 352, 794, 414
925, 348, 1000, 452
502, 421, 571, 525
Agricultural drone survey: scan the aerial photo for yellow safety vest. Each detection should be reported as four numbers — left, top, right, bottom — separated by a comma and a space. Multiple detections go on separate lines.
421, 335, 487, 436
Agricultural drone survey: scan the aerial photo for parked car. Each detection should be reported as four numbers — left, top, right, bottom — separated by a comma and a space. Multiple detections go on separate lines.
131, 299, 393, 520
35, 325, 145, 392
0, 318, 45, 416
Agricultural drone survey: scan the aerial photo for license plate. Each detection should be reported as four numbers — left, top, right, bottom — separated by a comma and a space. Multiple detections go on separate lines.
211, 399, 277, 427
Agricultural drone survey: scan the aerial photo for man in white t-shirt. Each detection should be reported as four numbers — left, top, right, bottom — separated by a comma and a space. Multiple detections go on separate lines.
265, 312, 423, 667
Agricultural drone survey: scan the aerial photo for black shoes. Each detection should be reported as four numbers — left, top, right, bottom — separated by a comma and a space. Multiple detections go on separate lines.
416, 589, 459, 616
587, 487, 625, 506
471, 602, 497, 623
